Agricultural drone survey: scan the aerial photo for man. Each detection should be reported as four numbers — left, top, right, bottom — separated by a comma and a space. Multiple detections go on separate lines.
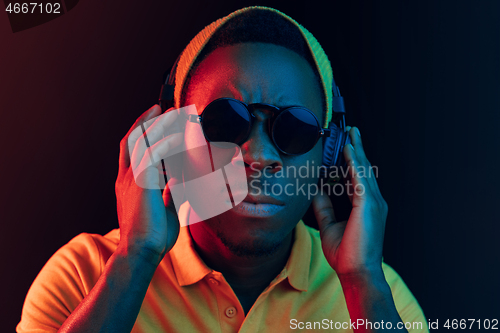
18, 7, 428, 332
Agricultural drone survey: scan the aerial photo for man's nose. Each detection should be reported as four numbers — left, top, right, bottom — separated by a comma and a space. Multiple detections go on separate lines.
240, 117, 283, 176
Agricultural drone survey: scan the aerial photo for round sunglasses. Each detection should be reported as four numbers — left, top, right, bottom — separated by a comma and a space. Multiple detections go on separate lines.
186, 98, 332, 156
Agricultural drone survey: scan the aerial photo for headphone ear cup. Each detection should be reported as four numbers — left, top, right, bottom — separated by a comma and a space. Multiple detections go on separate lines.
321, 123, 351, 178
321, 122, 341, 176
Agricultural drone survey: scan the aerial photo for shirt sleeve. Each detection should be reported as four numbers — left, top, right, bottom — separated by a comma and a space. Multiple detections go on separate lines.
383, 263, 429, 333
17, 233, 104, 333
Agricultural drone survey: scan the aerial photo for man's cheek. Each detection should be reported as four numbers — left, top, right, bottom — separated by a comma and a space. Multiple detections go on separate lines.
284, 174, 318, 205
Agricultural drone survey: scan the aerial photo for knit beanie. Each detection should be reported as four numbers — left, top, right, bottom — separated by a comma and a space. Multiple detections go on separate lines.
174, 6, 334, 128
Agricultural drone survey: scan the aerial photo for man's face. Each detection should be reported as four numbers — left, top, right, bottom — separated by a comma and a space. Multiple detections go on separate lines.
184, 42, 324, 256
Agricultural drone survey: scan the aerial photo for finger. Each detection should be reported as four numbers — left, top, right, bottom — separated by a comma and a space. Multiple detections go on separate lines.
146, 131, 184, 172
348, 126, 367, 161
119, 105, 162, 171
347, 127, 380, 194
142, 108, 181, 146
163, 176, 184, 212
163, 177, 182, 251
129, 108, 181, 173
129, 108, 179, 159
342, 142, 369, 203
342, 142, 354, 203
131, 132, 184, 189
343, 140, 356, 177
312, 191, 337, 234
345, 125, 365, 167
132, 131, 184, 172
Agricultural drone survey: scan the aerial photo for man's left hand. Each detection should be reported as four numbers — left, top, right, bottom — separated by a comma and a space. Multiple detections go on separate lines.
312, 126, 388, 276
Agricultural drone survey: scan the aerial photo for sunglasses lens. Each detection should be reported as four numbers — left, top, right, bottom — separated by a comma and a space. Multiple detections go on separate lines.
202, 99, 251, 146
273, 108, 320, 155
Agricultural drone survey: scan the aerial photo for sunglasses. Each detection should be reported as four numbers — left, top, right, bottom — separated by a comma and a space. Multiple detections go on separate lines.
186, 98, 332, 156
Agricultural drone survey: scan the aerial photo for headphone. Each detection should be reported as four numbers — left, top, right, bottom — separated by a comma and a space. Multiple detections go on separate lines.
158, 55, 351, 181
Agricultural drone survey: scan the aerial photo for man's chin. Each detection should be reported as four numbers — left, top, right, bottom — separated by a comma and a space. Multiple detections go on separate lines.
212, 217, 293, 258
215, 230, 284, 258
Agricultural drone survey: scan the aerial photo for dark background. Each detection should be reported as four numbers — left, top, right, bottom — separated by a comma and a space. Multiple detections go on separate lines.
1, 0, 499, 330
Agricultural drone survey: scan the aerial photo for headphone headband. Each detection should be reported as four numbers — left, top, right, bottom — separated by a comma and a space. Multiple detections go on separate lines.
158, 55, 181, 112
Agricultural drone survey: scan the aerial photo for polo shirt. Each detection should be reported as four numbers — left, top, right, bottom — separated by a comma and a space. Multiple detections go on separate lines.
17, 203, 428, 332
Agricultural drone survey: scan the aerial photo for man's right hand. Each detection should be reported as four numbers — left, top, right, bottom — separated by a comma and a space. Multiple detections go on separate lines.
115, 104, 183, 266
59, 105, 184, 332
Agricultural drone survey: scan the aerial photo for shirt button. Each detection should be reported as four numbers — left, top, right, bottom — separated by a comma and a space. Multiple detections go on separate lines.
208, 278, 219, 285
225, 306, 237, 318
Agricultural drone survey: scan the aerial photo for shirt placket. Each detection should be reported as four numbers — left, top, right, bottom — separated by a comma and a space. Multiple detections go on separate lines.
206, 271, 245, 333
238, 270, 289, 333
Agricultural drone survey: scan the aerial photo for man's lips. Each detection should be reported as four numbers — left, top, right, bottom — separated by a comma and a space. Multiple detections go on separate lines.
242, 194, 285, 206
230, 194, 285, 218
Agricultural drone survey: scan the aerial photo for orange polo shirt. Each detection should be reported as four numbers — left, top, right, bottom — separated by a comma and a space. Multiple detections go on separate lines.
18, 206, 428, 332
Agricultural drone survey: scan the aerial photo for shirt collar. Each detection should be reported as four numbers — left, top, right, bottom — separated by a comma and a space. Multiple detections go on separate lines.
169, 203, 312, 291
284, 219, 311, 291
169, 203, 212, 286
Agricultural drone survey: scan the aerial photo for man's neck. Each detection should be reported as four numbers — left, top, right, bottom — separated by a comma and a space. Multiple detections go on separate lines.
187, 219, 294, 313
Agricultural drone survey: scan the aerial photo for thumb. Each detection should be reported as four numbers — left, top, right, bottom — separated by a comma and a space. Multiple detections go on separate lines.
161, 178, 182, 253
312, 191, 337, 233
162, 177, 184, 214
